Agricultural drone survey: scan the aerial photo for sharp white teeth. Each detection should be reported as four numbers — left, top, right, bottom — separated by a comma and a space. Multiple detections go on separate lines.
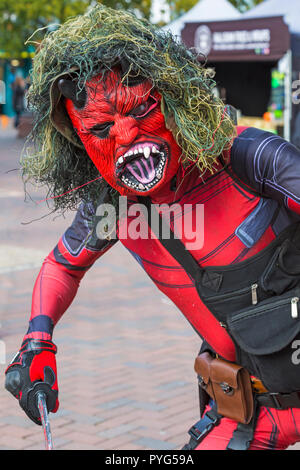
134, 149, 138, 155
152, 146, 159, 153
144, 146, 150, 159
128, 151, 133, 156
138, 183, 145, 190
139, 147, 143, 154
118, 156, 124, 165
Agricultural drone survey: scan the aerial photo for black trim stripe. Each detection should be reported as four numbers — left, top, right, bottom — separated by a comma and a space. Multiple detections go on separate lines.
53, 245, 92, 271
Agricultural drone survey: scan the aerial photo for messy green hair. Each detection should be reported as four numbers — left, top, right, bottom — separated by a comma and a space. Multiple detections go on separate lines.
23, 3, 236, 211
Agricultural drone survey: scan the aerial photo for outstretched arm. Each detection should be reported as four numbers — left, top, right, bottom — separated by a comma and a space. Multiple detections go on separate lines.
230, 127, 300, 216
5, 200, 117, 423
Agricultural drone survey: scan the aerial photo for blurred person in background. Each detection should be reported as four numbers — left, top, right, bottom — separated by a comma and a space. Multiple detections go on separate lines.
12, 75, 25, 128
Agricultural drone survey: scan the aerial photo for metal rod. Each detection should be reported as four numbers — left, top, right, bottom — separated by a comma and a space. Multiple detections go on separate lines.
37, 391, 53, 450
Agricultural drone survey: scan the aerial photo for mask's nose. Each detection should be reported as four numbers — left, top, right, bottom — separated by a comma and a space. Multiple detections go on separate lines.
110, 116, 139, 148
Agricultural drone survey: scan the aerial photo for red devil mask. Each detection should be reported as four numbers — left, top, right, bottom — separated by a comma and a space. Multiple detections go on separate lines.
59, 69, 182, 196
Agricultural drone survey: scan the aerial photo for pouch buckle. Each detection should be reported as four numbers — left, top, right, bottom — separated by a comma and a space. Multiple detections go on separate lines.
198, 375, 207, 390
219, 382, 234, 395
188, 410, 221, 443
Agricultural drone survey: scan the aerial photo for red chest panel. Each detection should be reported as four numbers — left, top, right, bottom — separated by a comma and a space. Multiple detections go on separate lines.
118, 163, 276, 360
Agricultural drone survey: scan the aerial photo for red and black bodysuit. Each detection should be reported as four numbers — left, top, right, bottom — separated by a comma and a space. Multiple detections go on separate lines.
24, 124, 300, 449
8, 69, 300, 449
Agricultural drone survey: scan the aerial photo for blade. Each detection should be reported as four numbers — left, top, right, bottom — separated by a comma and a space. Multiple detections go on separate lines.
37, 391, 54, 450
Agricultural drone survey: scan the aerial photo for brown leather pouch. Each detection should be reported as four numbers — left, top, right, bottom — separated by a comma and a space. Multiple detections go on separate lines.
194, 352, 216, 401
194, 353, 254, 424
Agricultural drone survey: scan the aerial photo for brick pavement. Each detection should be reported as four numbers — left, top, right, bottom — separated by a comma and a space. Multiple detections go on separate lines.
1, 121, 300, 451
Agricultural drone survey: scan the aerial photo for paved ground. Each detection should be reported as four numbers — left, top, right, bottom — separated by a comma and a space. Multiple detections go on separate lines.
0, 120, 200, 450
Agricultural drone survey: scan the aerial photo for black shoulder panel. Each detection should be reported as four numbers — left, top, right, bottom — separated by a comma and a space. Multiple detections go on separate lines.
63, 201, 117, 256
230, 127, 300, 204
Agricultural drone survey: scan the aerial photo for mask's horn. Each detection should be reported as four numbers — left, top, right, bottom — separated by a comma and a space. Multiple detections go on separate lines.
119, 57, 130, 76
58, 79, 87, 109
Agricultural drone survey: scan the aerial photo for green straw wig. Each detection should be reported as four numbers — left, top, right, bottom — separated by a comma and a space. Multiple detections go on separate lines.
22, 3, 236, 211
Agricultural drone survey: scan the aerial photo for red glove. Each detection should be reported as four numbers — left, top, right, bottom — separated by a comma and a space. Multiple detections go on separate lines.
5, 339, 59, 425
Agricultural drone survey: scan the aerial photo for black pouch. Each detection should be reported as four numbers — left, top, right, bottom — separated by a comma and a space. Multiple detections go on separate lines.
227, 287, 300, 393
260, 239, 300, 295
140, 201, 300, 394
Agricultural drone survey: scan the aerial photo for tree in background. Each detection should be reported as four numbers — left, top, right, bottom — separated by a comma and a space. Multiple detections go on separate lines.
0, 0, 266, 57
228, 0, 265, 12
0, 0, 152, 58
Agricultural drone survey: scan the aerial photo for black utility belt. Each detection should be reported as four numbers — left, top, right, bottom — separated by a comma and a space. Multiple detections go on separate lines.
256, 391, 300, 410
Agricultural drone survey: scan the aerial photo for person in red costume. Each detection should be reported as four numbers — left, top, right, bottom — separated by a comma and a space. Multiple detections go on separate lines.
5, 5, 300, 449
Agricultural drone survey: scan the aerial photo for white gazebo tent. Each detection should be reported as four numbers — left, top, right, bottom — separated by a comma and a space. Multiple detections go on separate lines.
162, 0, 241, 38
243, 0, 300, 34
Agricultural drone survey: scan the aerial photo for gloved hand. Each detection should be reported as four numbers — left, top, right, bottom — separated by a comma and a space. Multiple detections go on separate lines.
5, 338, 59, 425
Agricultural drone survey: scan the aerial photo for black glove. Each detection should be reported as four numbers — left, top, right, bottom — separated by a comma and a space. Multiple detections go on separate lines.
5, 339, 59, 425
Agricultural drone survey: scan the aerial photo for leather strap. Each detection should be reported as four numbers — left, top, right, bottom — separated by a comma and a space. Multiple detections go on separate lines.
226, 399, 260, 450
138, 196, 203, 281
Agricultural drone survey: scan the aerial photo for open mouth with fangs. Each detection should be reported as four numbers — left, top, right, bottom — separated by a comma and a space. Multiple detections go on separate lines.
115, 141, 167, 192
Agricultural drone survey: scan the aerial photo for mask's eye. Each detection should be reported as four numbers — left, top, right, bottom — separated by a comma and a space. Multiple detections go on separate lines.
90, 121, 114, 139
129, 95, 158, 119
